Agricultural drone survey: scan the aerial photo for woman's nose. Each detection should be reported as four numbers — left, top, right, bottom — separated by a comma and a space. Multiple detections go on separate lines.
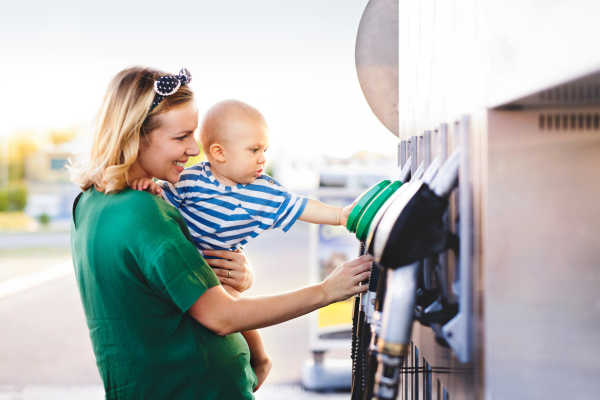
186, 137, 201, 157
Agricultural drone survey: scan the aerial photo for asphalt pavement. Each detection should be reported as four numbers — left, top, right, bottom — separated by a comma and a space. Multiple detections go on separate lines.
0, 384, 349, 400
0, 232, 71, 249
0, 223, 350, 399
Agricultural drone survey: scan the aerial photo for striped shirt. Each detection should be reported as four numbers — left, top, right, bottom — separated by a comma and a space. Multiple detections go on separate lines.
159, 162, 308, 252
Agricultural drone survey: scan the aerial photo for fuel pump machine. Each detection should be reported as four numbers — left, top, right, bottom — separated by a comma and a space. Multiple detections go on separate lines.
351, 1, 600, 399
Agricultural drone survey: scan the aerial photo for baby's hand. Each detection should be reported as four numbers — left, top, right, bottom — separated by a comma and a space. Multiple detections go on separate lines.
339, 201, 357, 227
252, 356, 273, 392
130, 178, 162, 196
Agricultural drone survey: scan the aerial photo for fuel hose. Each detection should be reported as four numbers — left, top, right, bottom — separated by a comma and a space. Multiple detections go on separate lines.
351, 242, 369, 400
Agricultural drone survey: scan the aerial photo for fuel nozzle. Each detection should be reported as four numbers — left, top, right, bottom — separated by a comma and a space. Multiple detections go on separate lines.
371, 150, 461, 269
367, 152, 461, 399
372, 261, 420, 400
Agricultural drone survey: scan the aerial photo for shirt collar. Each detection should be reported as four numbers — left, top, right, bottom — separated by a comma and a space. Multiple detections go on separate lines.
204, 162, 247, 192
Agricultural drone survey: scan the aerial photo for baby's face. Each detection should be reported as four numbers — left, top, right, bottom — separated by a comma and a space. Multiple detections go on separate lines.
223, 119, 269, 184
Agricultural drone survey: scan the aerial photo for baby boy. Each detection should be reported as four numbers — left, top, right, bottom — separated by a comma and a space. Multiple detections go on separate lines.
132, 99, 355, 384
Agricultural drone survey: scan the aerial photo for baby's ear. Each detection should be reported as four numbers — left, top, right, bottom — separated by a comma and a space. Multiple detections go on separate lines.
210, 143, 226, 163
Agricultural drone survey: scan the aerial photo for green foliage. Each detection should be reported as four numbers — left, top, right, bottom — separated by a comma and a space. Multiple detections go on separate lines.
264, 164, 274, 178
6, 131, 40, 180
0, 191, 8, 212
8, 186, 27, 211
0, 184, 27, 212
38, 213, 51, 225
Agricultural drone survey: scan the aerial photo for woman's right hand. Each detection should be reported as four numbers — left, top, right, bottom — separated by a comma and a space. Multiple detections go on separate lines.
320, 254, 373, 304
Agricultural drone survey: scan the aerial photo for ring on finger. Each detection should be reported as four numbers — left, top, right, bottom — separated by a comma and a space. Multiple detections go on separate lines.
227, 269, 231, 278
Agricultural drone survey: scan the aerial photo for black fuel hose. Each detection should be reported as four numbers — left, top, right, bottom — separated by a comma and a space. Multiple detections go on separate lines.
351, 294, 360, 391
351, 242, 368, 399
363, 263, 384, 400
352, 307, 367, 400
368, 260, 379, 292
375, 263, 386, 312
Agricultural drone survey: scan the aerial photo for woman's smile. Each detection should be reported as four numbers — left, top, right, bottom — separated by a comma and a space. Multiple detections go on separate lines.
173, 160, 187, 173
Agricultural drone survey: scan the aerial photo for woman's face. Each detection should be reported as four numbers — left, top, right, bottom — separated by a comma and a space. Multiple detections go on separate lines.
132, 101, 200, 183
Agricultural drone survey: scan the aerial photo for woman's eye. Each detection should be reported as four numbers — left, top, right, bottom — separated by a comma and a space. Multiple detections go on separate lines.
176, 135, 187, 141
251, 149, 258, 153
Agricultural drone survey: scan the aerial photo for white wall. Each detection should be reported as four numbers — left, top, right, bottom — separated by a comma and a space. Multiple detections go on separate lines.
398, 0, 600, 139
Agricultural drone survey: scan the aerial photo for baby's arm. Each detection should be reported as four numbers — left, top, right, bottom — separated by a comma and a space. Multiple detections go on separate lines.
130, 178, 163, 196
298, 198, 356, 227
221, 284, 272, 391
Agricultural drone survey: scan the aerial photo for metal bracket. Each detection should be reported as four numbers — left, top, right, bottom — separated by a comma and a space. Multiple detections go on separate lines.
400, 140, 407, 167
422, 130, 431, 170
441, 115, 473, 364
410, 135, 418, 177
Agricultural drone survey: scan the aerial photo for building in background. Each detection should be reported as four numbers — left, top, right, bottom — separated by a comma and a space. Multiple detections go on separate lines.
273, 149, 396, 193
24, 141, 79, 221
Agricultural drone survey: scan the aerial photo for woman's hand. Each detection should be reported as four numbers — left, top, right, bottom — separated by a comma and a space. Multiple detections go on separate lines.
320, 254, 373, 304
252, 355, 273, 392
203, 249, 254, 293
130, 178, 162, 196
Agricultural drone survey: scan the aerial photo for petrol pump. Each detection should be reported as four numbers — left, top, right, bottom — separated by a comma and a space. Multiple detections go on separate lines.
350, 1, 600, 399
346, 131, 465, 400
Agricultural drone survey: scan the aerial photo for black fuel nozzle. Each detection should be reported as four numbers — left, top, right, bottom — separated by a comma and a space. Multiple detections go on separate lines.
371, 150, 461, 270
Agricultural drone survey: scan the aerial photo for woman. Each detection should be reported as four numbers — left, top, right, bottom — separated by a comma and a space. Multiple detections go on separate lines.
69, 66, 372, 399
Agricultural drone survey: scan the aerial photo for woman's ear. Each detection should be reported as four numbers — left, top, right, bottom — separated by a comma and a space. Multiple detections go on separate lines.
210, 143, 226, 163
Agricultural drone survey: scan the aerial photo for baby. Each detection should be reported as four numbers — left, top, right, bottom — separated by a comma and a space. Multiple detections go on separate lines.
132, 99, 354, 382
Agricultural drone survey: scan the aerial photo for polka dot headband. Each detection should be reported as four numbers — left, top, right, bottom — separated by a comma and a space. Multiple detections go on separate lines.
149, 68, 192, 113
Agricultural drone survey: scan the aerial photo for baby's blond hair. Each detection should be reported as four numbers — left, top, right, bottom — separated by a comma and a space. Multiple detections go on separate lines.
199, 99, 267, 151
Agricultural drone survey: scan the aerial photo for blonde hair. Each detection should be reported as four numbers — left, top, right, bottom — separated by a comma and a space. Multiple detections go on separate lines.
199, 99, 266, 151
69, 66, 194, 193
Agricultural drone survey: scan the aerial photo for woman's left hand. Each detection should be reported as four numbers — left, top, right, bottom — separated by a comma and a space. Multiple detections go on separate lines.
203, 249, 254, 293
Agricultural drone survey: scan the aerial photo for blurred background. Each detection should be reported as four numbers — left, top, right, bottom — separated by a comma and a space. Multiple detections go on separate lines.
0, 0, 398, 398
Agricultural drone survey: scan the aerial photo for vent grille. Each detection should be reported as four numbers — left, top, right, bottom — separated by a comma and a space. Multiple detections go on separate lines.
539, 83, 600, 103
539, 113, 600, 131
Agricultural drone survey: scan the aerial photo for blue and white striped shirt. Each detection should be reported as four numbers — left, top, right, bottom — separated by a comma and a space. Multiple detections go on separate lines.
159, 162, 308, 252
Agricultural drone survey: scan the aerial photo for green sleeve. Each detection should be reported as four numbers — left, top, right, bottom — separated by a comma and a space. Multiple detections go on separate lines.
148, 236, 221, 313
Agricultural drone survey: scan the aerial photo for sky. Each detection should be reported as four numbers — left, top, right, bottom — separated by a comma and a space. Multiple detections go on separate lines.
0, 0, 399, 161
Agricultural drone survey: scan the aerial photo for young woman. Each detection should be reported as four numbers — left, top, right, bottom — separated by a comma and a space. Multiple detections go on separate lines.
69, 66, 372, 399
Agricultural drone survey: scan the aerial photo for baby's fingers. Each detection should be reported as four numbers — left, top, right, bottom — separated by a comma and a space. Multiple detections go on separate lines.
150, 183, 162, 195
131, 179, 142, 191
342, 201, 357, 216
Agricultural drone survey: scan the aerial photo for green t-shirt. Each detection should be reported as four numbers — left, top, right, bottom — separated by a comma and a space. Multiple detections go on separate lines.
71, 187, 257, 399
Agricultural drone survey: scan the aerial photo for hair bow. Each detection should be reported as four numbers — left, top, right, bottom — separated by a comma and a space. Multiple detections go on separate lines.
149, 68, 192, 112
